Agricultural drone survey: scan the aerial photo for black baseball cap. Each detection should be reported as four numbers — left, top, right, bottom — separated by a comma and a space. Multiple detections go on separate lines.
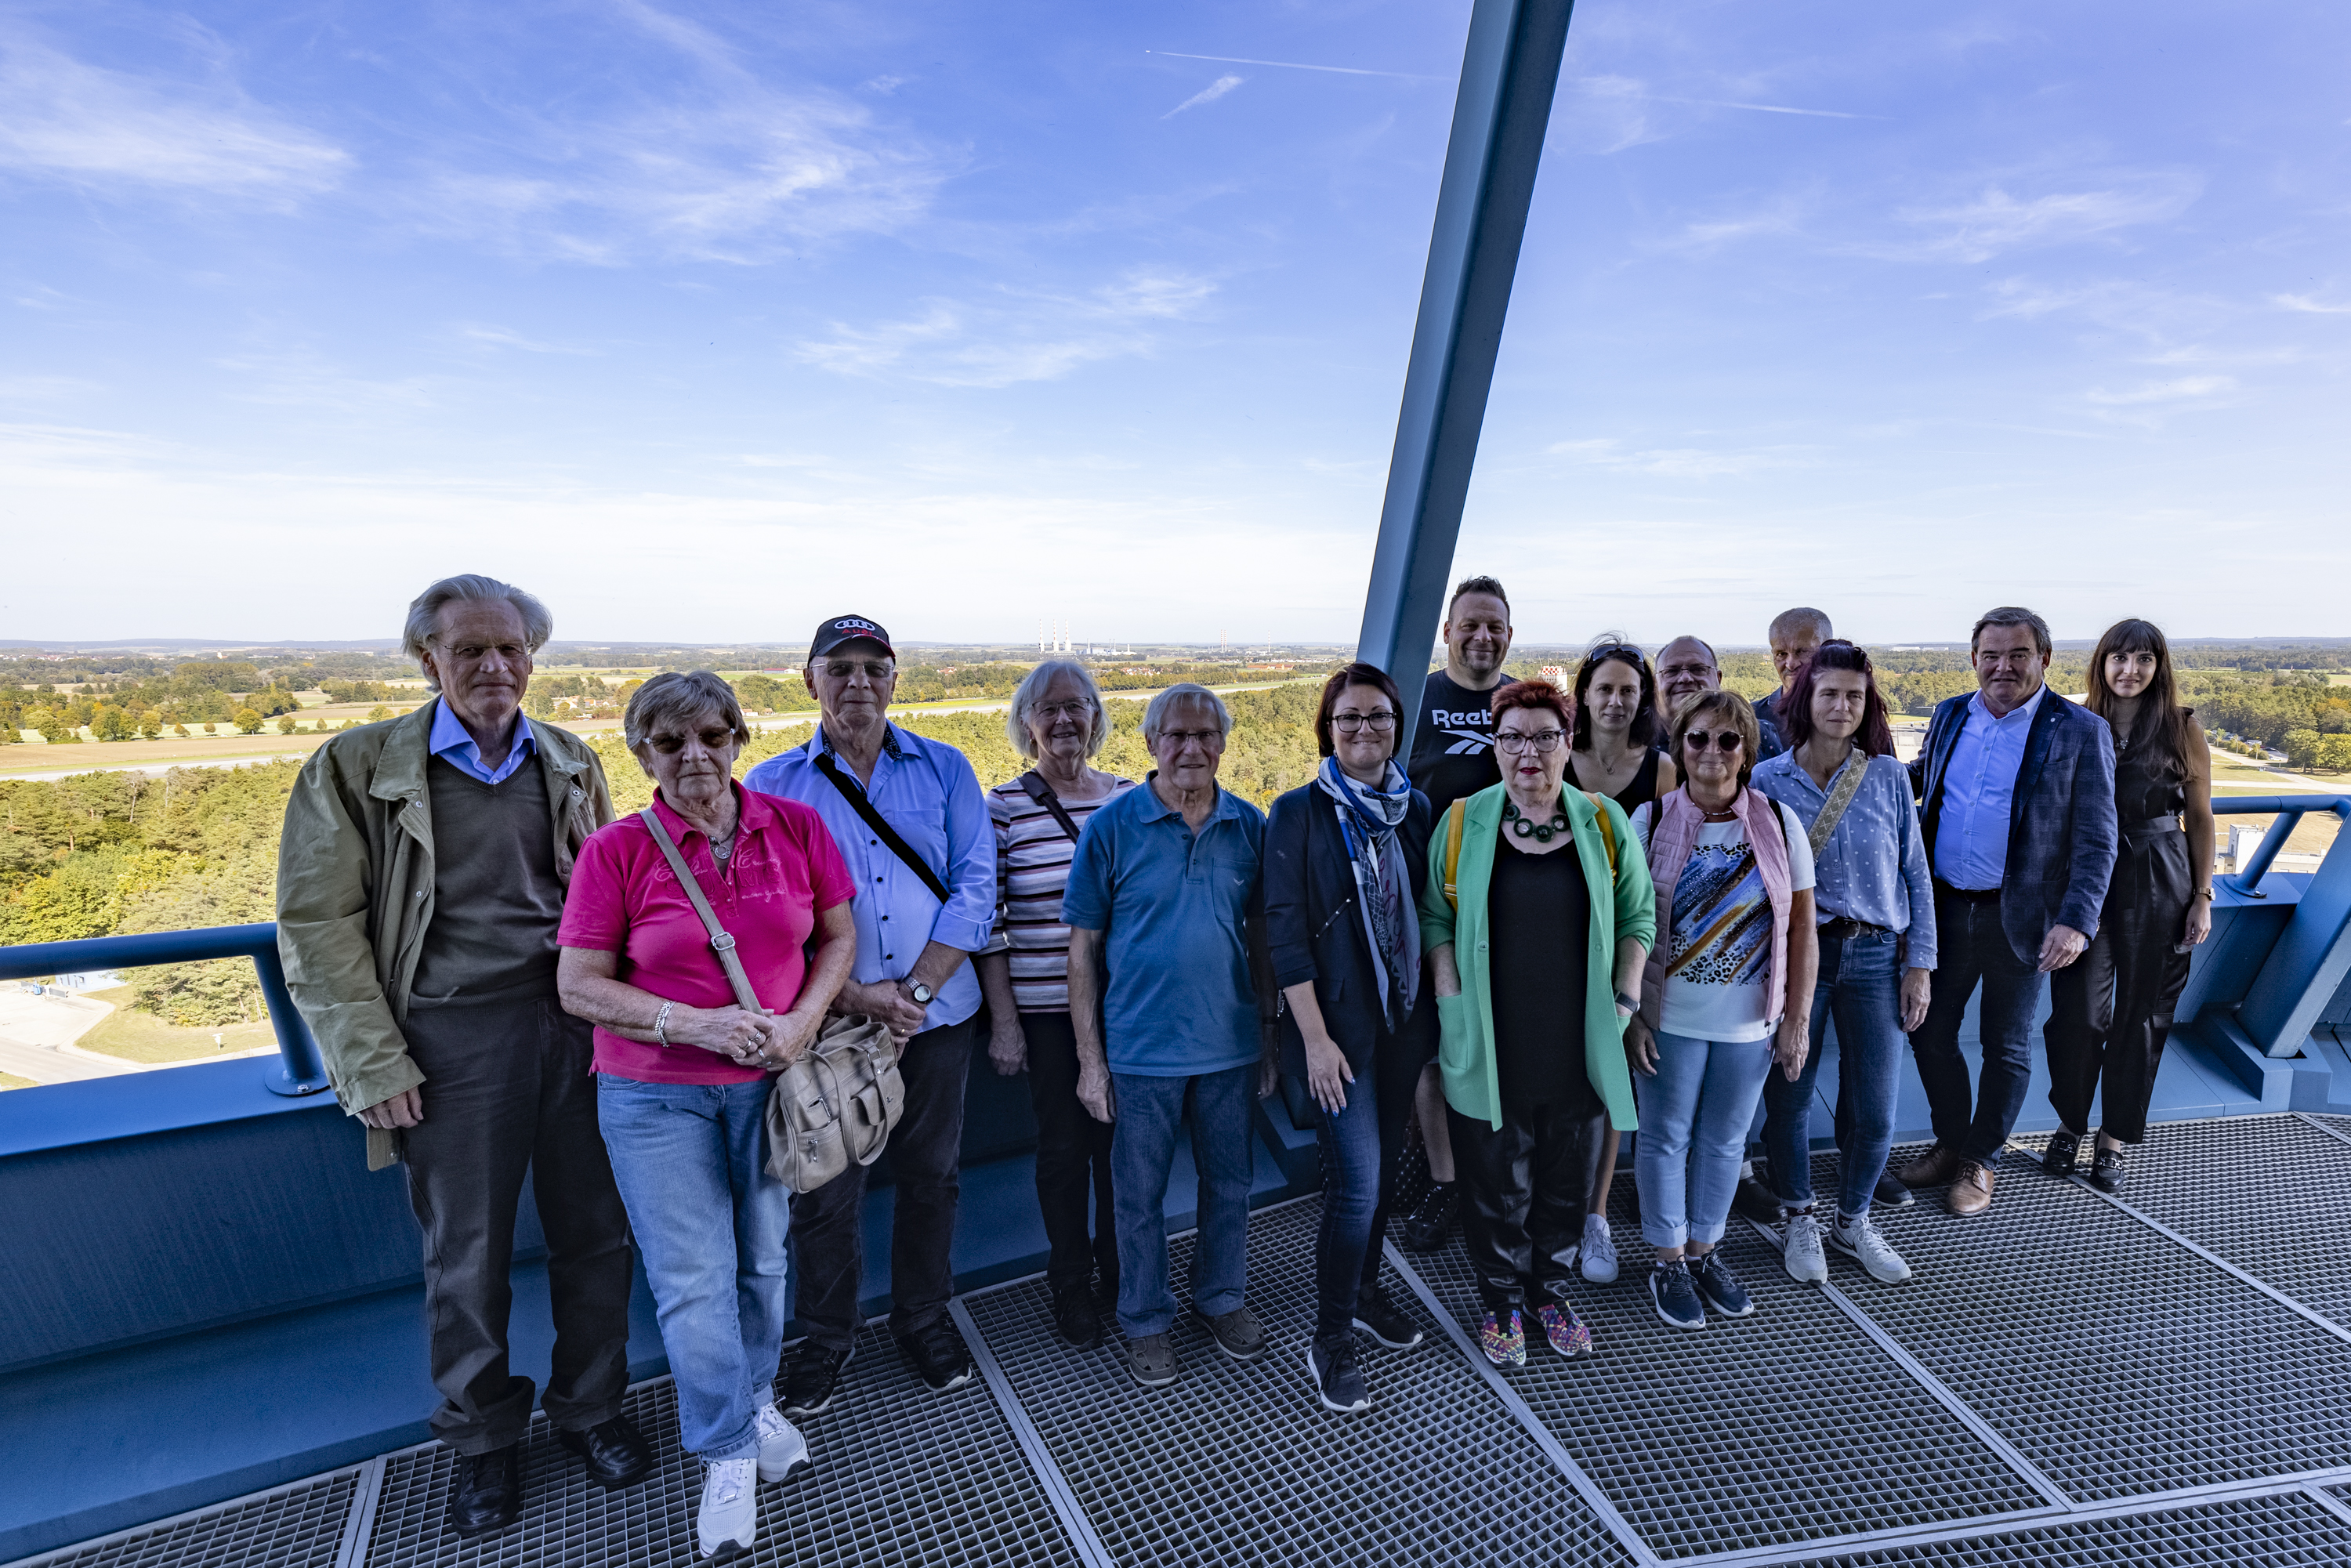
809, 614, 895, 661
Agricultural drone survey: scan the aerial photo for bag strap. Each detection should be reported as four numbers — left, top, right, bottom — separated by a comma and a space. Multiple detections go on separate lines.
813, 751, 952, 904
1806, 748, 1867, 860
638, 808, 765, 1014
1018, 770, 1086, 844
1441, 798, 1467, 910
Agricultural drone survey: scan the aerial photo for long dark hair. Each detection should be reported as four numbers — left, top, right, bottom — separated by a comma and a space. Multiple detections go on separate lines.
1782, 641, 1896, 758
2085, 619, 2192, 781
1313, 661, 1405, 759
1570, 641, 1660, 748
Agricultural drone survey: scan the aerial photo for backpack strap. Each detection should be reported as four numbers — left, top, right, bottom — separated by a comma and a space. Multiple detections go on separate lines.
1582, 791, 1617, 878
1017, 770, 1086, 844
1440, 798, 1467, 910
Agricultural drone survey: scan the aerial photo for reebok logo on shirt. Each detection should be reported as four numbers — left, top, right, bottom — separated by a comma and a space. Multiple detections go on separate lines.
1428, 709, 1494, 755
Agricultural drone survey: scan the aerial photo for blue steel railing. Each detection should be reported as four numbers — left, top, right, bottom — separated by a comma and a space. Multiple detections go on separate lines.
0, 924, 331, 1097
2210, 795, 2351, 1058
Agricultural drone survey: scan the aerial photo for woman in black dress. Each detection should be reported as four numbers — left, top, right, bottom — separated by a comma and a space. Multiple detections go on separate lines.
2042, 620, 2214, 1192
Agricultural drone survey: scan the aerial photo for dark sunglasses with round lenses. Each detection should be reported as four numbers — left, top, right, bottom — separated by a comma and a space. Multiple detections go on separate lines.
1681, 728, 1744, 753
647, 726, 741, 755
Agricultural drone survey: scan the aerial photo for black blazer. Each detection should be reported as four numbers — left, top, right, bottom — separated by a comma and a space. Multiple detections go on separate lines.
1910, 687, 2119, 965
1263, 782, 1439, 1081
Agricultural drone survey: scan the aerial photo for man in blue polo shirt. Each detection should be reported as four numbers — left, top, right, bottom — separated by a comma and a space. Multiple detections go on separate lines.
1065, 683, 1272, 1389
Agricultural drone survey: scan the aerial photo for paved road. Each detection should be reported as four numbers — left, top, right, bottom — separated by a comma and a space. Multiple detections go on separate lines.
0, 990, 132, 1085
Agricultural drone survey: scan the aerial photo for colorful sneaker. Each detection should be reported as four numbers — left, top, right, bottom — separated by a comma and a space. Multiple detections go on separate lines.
1478, 1308, 1527, 1367
1535, 1301, 1592, 1359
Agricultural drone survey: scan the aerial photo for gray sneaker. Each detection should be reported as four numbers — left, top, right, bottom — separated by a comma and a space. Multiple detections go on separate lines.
1201, 1304, 1266, 1363
1125, 1332, 1177, 1388
1780, 1211, 1828, 1283
1829, 1210, 1914, 1284
1578, 1213, 1618, 1284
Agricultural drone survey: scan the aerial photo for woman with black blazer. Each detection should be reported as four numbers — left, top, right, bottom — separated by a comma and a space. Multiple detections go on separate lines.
1266, 662, 1438, 1415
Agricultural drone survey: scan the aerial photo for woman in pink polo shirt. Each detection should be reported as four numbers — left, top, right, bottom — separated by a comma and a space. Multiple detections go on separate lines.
556, 672, 855, 1563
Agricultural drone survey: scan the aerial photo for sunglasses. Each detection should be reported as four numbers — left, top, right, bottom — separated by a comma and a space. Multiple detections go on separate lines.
1682, 729, 1744, 753
646, 726, 740, 755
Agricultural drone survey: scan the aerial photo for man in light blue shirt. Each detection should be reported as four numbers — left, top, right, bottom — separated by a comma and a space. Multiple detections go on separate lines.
429, 693, 538, 784
742, 614, 997, 1409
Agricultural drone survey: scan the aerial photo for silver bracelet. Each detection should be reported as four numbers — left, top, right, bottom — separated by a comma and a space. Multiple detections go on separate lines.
654, 1001, 675, 1048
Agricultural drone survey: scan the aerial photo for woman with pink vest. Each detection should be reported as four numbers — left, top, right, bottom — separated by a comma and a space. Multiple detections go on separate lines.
1627, 690, 1819, 1330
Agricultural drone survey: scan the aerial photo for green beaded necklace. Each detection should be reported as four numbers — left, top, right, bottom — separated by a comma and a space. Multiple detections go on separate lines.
1502, 798, 1570, 843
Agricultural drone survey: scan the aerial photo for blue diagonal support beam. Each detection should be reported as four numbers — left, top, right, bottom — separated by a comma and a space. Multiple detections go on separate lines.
1357, 0, 1577, 751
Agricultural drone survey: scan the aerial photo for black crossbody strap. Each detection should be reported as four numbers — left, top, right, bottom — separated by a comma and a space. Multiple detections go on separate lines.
1017, 770, 1086, 843
813, 751, 952, 904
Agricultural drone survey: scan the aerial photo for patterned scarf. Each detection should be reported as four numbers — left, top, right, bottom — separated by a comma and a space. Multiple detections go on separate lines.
1316, 756, 1421, 1030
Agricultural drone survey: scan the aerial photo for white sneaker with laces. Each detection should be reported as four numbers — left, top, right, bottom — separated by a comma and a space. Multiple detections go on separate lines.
1781, 1211, 1829, 1283
1579, 1213, 1618, 1284
753, 1400, 809, 1483
1830, 1210, 1914, 1284
697, 1456, 759, 1560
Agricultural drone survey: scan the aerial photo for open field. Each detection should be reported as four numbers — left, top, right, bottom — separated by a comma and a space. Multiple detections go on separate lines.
72, 985, 279, 1064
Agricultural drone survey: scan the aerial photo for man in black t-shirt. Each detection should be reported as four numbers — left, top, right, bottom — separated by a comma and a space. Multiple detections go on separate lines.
1409, 574, 1515, 817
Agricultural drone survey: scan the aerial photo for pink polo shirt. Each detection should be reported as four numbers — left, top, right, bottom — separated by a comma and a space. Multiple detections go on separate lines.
560, 786, 856, 1085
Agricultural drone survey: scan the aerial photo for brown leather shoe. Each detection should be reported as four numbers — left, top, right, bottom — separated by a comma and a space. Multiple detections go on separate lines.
1896, 1144, 1960, 1189
1947, 1161, 1995, 1216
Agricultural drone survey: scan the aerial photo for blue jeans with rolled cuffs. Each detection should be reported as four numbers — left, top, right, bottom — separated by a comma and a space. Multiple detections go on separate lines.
596, 1074, 788, 1461
1635, 1031, 1775, 1251
1764, 927, 1905, 1217
1110, 1064, 1255, 1339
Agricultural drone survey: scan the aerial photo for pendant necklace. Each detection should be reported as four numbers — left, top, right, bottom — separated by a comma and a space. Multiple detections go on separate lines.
1503, 798, 1571, 842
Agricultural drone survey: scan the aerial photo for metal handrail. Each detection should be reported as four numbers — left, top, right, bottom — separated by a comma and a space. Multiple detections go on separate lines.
2211, 794, 2351, 896
0, 923, 331, 1097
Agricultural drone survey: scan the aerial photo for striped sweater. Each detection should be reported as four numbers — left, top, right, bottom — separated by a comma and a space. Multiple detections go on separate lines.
987, 773, 1140, 1012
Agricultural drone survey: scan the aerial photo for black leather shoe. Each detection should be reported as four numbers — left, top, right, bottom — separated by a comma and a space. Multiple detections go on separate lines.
1052, 1284, 1103, 1349
1732, 1175, 1784, 1225
2088, 1146, 2125, 1193
781, 1339, 854, 1418
1399, 1182, 1455, 1252
447, 1444, 522, 1537
2043, 1129, 2083, 1176
900, 1321, 976, 1392
556, 1416, 652, 1490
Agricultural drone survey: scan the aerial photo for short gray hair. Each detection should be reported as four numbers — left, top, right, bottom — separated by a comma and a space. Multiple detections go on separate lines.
1006, 660, 1111, 760
1769, 607, 1833, 645
1142, 682, 1230, 743
625, 672, 748, 754
404, 574, 554, 690
1972, 605, 2053, 659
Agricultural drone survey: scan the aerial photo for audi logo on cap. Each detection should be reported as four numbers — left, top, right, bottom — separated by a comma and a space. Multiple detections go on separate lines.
835, 617, 880, 633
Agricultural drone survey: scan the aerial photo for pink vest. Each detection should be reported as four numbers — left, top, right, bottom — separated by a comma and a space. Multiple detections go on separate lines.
1639, 787, 1795, 1032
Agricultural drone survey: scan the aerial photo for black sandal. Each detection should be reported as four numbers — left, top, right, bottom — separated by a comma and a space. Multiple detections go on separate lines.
2089, 1146, 2125, 1193
2042, 1129, 2083, 1176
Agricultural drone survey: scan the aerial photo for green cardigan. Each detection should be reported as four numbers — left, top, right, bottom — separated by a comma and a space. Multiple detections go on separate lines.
1418, 784, 1657, 1132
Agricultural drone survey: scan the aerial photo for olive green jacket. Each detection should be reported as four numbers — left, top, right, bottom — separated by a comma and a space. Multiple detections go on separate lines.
1418, 784, 1656, 1132
274, 702, 613, 1168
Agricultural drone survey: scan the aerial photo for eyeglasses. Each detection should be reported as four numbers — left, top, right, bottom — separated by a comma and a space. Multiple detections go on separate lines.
1657, 660, 1715, 679
1157, 729, 1224, 749
1331, 711, 1396, 733
1682, 730, 1744, 753
1495, 729, 1565, 754
646, 726, 740, 755
1033, 701, 1096, 721
815, 659, 893, 681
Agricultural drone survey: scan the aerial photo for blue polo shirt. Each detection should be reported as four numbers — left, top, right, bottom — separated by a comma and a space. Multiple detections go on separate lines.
1060, 777, 1265, 1077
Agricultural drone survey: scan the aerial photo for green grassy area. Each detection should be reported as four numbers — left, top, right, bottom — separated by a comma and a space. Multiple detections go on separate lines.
73, 986, 278, 1064
0, 1071, 34, 1089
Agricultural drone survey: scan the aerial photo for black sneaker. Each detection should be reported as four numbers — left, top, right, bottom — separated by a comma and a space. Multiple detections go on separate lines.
1648, 1261, 1706, 1331
1688, 1251, 1755, 1319
1351, 1285, 1425, 1351
2043, 1129, 2083, 1176
1871, 1169, 1915, 1210
1732, 1175, 1784, 1225
1306, 1337, 1369, 1414
1051, 1284, 1103, 1349
1399, 1182, 1456, 1251
780, 1339, 853, 1418
2088, 1146, 2125, 1193
899, 1321, 976, 1392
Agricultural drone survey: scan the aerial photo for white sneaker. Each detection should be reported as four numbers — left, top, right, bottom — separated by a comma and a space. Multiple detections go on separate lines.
1830, 1210, 1914, 1284
1781, 1211, 1829, 1283
753, 1401, 809, 1483
1579, 1213, 1618, 1284
696, 1456, 759, 1560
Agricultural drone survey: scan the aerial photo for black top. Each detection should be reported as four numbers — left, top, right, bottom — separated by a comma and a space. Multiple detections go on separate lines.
1409, 669, 1505, 817
2114, 708, 2190, 824
1565, 746, 1664, 813
1486, 826, 1595, 1111
411, 756, 565, 1009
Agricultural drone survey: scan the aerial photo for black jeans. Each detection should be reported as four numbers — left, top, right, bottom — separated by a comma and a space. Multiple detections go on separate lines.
1022, 1011, 1118, 1298
1310, 1023, 1420, 1342
791, 1015, 974, 1351
1909, 888, 2048, 1168
400, 995, 634, 1454
1448, 1097, 1603, 1311
2045, 824, 2193, 1144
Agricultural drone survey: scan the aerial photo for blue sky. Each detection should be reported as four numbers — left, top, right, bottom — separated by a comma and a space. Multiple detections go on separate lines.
2, 0, 2346, 649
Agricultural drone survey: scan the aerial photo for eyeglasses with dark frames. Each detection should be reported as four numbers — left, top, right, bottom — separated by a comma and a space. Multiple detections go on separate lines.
1681, 729, 1744, 753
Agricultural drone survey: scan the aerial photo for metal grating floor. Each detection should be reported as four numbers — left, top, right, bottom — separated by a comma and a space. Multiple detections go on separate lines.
960, 1197, 1636, 1567
19, 1114, 2351, 1568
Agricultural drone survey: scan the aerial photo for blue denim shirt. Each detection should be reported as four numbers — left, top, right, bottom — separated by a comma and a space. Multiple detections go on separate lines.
742, 723, 997, 1029
427, 698, 538, 785
1929, 686, 2048, 890
1752, 749, 1938, 970
1060, 777, 1265, 1077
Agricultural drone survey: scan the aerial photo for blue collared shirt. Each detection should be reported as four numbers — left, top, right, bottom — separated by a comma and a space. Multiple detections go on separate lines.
1930, 684, 2047, 890
1752, 750, 1937, 970
1060, 777, 1265, 1077
741, 723, 997, 1029
428, 698, 538, 786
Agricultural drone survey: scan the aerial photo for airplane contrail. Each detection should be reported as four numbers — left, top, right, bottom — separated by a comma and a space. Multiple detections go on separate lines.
1146, 49, 1440, 81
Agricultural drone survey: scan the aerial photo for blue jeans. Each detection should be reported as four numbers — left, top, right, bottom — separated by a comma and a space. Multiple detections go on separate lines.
1308, 1027, 1418, 1342
596, 1075, 788, 1461
1635, 1032, 1774, 1251
1111, 1064, 1255, 1338
1764, 928, 1905, 1217
1909, 889, 2046, 1168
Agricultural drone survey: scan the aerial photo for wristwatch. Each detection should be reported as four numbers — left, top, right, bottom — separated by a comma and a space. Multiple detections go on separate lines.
1614, 990, 1639, 1015
907, 980, 934, 1005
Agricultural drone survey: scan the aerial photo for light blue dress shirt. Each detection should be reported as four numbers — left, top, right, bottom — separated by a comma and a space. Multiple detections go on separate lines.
1753, 750, 1937, 970
742, 723, 997, 1030
1930, 685, 2046, 891
427, 698, 538, 785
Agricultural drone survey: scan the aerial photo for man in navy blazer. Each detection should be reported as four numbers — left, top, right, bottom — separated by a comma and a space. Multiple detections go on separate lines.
1899, 607, 2117, 1216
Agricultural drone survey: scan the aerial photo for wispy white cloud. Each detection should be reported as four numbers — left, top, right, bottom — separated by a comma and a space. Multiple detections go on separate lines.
2084, 375, 2237, 407
2274, 293, 2351, 315
1164, 76, 1244, 121
797, 270, 1215, 387
0, 36, 346, 202
1875, 172, 2200, 263
449, 324, 596, 356
1548, 437, 1812, 478
1144, 50, 1436, 81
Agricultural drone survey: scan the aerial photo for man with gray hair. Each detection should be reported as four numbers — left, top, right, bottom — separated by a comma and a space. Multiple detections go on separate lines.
277, 575, 645, 1539
1755, 607, 1832, 760
1063, 683, 1277, 1389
